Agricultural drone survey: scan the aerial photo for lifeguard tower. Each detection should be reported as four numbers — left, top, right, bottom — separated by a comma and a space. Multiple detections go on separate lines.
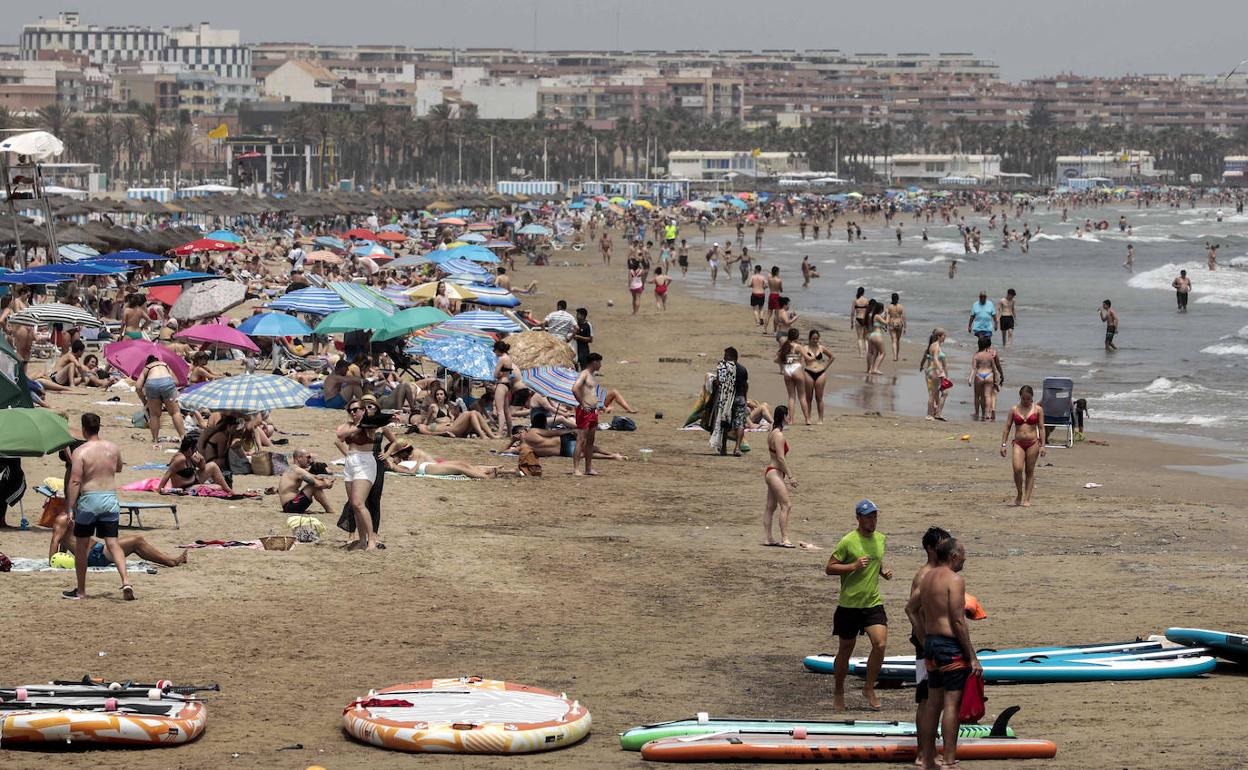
0, 130, 64, 269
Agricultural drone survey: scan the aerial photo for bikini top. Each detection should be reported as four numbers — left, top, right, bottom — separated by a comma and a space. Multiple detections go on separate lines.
1012, 410, 1040, 425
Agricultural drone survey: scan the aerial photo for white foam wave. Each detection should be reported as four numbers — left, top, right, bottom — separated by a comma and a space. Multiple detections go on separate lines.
821, 259, 837, 264
1094, 410, 1228, 427
899, 256, 947, 265
843, 264, 871, 271
1128, 262, 1248, 307
1202, 343, 1248, 357
1228, 256, 1248, 268
1031, 233, 1065, 241
1056, 358, 1093, 367
1097, 376, 1208, 402
924, 241, 967, 255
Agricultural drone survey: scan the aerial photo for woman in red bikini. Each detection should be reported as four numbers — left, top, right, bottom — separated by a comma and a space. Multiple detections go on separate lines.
651, 266, 671, 311
1000, 385, 1046, 507
762, 405, 797, 548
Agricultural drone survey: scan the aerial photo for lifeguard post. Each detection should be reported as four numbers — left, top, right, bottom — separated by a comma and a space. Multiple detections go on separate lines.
0, 131, 65, 270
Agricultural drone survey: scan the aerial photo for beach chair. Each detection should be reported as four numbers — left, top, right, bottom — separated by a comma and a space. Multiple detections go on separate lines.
1041, 377, 1074, 448
34, 485, 180, 529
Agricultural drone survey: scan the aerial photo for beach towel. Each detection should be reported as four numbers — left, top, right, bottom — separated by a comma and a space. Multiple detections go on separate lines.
8, 558, 150, 573
708, 360, 746, 450
129, 463, 169, 471
120, 478, 259, 499
959, 671, 986, 723
178, 540, 263, 550
120, 478, 163, 492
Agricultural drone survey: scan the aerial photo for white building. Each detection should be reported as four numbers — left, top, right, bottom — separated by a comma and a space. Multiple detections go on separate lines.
1054, 151, 1159, 183
866, 154, 1002, 184
165, 22, 252, 81
1224, 156, 1248, 182
668, 150, 808, 181
263, 59, 342, 104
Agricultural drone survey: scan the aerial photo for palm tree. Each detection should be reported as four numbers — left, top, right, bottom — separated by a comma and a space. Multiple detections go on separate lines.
135, 104, 164, 179
163, 125, 192, 186
118, 117, 144, 182
36, 104, 69, 137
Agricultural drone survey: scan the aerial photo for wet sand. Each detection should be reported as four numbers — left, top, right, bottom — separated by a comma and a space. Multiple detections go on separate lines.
0, 229, 1245, 769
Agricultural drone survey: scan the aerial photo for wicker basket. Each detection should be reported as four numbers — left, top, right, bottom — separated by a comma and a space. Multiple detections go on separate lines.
259, 535, 296, 551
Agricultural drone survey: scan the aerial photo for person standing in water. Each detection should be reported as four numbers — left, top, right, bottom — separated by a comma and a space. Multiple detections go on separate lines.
1099, 299, 1118, 351
1124, 243, 1134, 272
886, 293, 907, 362
850, 287, 869, 358
1172, 270, 1191, 312
998, 289, 1017, 347
826, 499, 892, 711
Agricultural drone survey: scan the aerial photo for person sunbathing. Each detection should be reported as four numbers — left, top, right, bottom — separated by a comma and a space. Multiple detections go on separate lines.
408, 390, 497, 438
500, 414, 626, 461
381, 439, 504, 479
48, 340, 112, 387
56, 531, 187, 569
159, 435, 235, 495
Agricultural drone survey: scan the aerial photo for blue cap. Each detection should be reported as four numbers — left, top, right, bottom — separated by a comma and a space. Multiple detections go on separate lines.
855, 499, 878, 516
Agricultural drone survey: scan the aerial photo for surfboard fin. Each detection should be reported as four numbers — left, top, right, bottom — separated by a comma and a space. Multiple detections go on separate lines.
990, 705, 1021, 738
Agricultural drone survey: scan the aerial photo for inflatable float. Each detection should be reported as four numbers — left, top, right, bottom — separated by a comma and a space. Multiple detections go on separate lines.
1, 679, 213, 746
620, 706, 1019, 751
342, 677, 591, 754
640, 733, 1057, 762
1166, 627, 1248, 664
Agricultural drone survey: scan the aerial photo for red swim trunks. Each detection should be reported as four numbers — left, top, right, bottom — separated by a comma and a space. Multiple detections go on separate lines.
767, 293, 781, 310
574, 406, 599, 430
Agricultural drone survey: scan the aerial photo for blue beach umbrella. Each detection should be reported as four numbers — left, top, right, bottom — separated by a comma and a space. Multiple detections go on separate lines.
462, 283, 520, 308
520, 366, 605, 408
178, 374, 313, 414
141, 270, 218, 286
265, 288, 349, 316
99, 248, 168, 262
205, 229, 244, 243
313, 235, 346, 250
517, 223, 552, 236
421, 334, 498, 381
437, 258, 488, 278
458, 232, 487, 243
238, 312, 314, 337
0, 271, 72, 285
29, 262, 128, 276
441, 310, 522, 333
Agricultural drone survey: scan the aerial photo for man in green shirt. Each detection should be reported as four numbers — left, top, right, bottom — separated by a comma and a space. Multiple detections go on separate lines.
825, 499, 893, 711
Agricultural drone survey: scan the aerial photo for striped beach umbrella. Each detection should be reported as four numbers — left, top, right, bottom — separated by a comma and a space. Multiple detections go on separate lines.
442, 310, 523, 333
178, 374, 313, 413
436, 258, 489, 277
405, 324, 494, 357
461, 283, 520, 308
9, 302, 104, 328
520, 366, 605, 408
329, 281, 397, 315
266, 287, 349, 316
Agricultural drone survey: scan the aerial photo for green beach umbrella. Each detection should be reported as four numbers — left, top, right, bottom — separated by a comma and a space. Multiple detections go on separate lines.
313, 307, 390, 335
371, 307, 452, 342
0, 408, 77, 457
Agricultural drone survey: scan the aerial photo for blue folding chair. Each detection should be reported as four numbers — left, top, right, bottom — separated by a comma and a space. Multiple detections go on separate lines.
1041, 377, 1074, 448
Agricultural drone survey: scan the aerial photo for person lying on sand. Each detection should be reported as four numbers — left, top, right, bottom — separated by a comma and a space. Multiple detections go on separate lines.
381, 439, 508, 479
499, 413, 627, 461
55, 531, 186, 569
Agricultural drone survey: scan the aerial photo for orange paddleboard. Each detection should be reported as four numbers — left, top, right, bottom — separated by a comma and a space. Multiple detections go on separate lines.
640, 733, 1057, 762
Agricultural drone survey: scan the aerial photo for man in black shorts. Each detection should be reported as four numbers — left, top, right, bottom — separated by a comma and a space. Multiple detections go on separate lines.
905, 526, 951, 770
825, 500, 892, 710
279, 449, 335, 514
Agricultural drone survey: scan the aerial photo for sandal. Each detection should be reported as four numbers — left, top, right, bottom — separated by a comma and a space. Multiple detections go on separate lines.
61, 589, 83, 600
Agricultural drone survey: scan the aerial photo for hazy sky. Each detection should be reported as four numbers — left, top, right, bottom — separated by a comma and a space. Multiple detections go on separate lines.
17, 1, 1248, 80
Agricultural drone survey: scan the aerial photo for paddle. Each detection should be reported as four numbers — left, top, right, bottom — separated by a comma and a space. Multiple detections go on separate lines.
2, 689, 205, 701
0, 700, 178, 716
51, 676, 220, 694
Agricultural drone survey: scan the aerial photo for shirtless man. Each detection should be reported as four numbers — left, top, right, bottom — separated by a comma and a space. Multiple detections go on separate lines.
503, 413, 625, 462
1172, 270, 1191, 312
909, 538, 981, 770
766, 267, 784, 333
997, 289, 1017, 347
747, 266, 768, 327
1099, 299, 1119, 351
904, 526, 952, 770
1206, 242, 1219, 271
599, 232, 612, 265
322, 359, 365, 409
279, 449, 336, 514
572, 353, 603, 477
494, 268, 512, 292
64, 413, 132, 601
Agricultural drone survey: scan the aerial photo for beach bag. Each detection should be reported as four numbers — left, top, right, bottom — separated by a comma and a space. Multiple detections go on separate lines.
39, 496, 66, 528
227, 446, 252, 476
609, 416, 636, 432
517, 445, 542, 477
249, 451, 274, 476
958, 671, 986, 723
131, 410, 148, 428
940, 377, 954, 391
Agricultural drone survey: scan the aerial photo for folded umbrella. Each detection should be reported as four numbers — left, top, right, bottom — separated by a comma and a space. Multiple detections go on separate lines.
441, 310, 523, 333
174, 322, 260, 353
105, 339, 190, 385
169, 279, 246, 322
178, 374, 313, 414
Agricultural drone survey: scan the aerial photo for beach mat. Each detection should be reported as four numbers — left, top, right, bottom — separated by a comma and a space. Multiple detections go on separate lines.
8, 558, 150, 573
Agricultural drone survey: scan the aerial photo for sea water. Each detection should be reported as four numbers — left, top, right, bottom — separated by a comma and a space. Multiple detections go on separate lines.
684, 205, 1248, 450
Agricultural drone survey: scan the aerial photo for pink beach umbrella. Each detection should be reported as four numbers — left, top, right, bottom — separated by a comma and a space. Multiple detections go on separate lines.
104, 338, 191, 386
173, 322, 260, 353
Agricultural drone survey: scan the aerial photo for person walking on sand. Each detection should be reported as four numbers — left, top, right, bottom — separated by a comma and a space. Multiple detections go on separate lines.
1172, 270, 1191, 312
651, 267, 671, 311
599, 231, 612, 265
762, 405, 796, 548
710, 347, 749, 456
910, 538, 981, 770
572, 354, 603, 476
766, 266, 784, 332
904, 526, 952, 770
1099, 299, 1118, 351
63, 413, 133, 601
748, 265, 768, 328
627, 259, 646, 315
826, 499, 892, 711
1001, 385, 1045, 507
335, 399, 380, 551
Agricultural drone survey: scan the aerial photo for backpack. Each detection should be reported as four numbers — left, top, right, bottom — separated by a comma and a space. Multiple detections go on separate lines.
609, 416, 636, 432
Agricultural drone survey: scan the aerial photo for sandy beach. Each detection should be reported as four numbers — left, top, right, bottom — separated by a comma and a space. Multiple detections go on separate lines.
1, 226, 1245, 770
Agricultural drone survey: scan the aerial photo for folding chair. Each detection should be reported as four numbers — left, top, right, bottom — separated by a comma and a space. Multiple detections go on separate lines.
1041, 377, 1074, 448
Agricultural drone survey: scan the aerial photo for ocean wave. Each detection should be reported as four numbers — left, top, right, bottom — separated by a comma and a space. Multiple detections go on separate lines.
1097, 376, 1209, 402
1128, 262, 1248, 306
1094, 410, 1229, 427
899, 256, 947, 265
820, 258, 837, 264
1056, 358, 1093, 367
1201, 343, 1248, 356
924, 241, 967, 255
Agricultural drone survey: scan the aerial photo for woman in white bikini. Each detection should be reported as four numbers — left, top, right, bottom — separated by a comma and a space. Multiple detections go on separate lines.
775, 327, 809, 425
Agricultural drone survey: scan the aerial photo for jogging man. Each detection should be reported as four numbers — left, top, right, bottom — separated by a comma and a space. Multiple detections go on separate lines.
825, 499, 892, 711
64, 413, 131, 600
909, 538, 981, 770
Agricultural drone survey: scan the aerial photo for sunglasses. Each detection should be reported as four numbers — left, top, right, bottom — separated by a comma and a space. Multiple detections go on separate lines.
347, 406, 363, 413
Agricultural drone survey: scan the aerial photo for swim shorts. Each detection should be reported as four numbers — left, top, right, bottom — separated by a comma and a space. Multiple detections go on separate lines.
924, 634, 970, 692
832, 604, 887, 639
750, 293, 765, 308
87, 542, 112, 567
73, 491, 120, 539
342, 451, 377, 483
574, 406, 599, 431
282, 493, 313, 514
323, 393, 347, 409
144, 376, 177, 401
1000, 316, 1014, 331
1105, 325, 1117, 344
767, 293, 781, 310
559, 432, 577, 458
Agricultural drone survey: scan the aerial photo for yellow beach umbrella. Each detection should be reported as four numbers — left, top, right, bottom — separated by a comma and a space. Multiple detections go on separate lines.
404, 281, 478, 301
631, 199, 654, 210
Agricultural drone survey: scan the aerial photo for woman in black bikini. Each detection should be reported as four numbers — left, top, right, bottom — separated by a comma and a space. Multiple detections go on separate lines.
800, 329, 834, 425
1000, 385, 1045, 507
414, 387, 497, 438
491, 340, 517, 436
159, 435, 235, 494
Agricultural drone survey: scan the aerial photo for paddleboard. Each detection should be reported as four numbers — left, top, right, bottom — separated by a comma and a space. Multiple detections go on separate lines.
831, 648, 1215, 684
1165, 627, 1248, 664
640, 733, 1057, 762
342, 677, 591, 754
805, 639, 1162, 677
620, 706, 1018, 751
0, 689, 206, 746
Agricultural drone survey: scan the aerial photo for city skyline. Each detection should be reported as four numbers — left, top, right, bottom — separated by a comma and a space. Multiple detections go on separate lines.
16, 1, 1247, 82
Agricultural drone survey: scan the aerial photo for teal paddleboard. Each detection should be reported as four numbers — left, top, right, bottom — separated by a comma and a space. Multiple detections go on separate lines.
1166, 627, 1248, 664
